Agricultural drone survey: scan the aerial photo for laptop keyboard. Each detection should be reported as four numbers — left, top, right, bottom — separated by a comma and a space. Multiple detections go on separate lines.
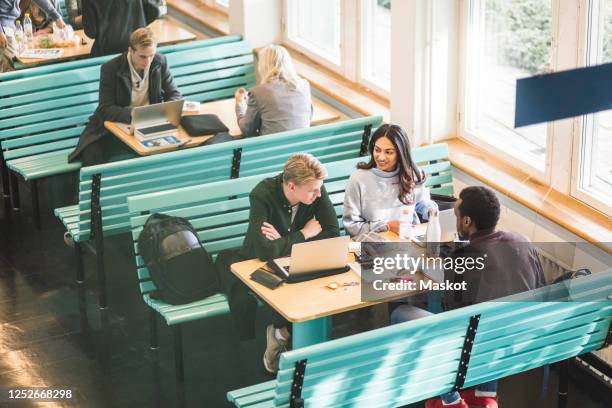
138, 122, 177, 135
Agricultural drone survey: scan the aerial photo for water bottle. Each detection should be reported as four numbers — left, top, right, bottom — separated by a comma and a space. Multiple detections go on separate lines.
23, 13, 33, 48
398, 205, 415, 240
158, 0, 168, 16
426, 208, 441, 256
14, 20, 24, 54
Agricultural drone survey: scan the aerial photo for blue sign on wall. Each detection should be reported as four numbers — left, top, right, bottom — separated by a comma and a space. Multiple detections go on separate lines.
515, 62, 612, 127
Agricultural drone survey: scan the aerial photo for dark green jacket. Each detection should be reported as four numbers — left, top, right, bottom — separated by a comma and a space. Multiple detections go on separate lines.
239, 174, 340, 261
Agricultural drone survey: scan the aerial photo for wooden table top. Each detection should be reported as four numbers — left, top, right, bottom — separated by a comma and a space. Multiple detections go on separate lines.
230, 227, 437, 323
17, 18, 197, 66
105, 97, 342, 156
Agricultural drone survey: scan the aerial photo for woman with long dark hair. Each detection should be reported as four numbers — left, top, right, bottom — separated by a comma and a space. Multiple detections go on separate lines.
342, 124, 437, 237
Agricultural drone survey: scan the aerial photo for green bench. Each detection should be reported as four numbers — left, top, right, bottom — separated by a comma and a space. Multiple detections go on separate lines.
226, 270, 612, 407
0, 36, 253, 227
126, 144, 452, 380
56, 116, 383, 309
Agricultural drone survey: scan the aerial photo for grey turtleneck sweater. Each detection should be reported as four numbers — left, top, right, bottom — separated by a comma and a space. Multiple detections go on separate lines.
342, 167, 437, 237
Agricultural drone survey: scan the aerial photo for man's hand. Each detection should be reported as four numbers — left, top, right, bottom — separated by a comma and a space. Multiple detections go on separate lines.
261, 222, 281, 241
300, 218, 322, 240
55, 18, 66, 29
0, 32, 8, 49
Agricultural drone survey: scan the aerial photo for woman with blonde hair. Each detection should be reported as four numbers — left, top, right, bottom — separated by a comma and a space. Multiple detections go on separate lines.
235, 44, 312, 137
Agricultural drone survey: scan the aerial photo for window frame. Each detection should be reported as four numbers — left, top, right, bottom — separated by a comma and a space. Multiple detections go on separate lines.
282, 0, 345, 73
458, 0, 554, 184
357, 0, 392, 96
570, 0, 612, 215
282, 0, 390, 98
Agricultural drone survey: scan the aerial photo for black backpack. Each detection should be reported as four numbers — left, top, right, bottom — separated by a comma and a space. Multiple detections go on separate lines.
138, 213, 220, 305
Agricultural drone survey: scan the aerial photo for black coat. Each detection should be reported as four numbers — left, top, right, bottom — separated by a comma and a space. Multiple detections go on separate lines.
83, 0, 159, 57
68, 52, 182, 163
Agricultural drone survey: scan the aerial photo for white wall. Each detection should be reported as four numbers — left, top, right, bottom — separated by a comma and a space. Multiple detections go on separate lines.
229, 0, 283, 48
390, 0, 460, 147
453, 170, 611, 276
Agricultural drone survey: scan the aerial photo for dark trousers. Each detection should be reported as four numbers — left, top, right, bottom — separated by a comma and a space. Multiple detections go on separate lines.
216, 249, 289, 340
80, 134, 138, 167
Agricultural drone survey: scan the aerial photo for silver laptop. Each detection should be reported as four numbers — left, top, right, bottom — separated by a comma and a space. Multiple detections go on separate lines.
128, 99, 185, 139
413, 208, 457, 243
272, 236, 350, 278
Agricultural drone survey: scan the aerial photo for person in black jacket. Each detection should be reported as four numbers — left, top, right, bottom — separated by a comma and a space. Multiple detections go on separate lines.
68, 27, 181, 165
83, 0, 159, 57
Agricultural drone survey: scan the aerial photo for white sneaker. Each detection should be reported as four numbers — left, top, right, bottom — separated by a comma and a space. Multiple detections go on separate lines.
63, 232, 75, 248
263, 325, 288, 373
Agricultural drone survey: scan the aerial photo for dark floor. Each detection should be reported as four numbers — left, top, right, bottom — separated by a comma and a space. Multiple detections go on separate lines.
0, 179, 609, 407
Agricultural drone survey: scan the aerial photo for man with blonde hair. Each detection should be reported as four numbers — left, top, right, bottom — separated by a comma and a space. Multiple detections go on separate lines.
216, 153, 339, 373
68, 27, 181, 165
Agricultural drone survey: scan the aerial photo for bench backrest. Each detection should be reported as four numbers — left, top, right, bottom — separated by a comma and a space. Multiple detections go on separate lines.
74, 116, 384, 241
127, 143, 451, 297
0, 38, 254, 162
1, 35, 242, 80
264, 270, 612, 407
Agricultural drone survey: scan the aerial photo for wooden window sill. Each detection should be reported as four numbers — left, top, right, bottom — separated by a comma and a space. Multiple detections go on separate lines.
284, 47, 390, 122
167, 0, 230, 36
446, 138, 612, 253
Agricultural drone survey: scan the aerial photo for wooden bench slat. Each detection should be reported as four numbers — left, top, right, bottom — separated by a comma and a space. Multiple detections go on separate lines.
167, 41, 253, 67
2, 126, 84, 149
227, 380, 276, 403
0, 92, 98, 119
0, 66, 101, 96
420, 161, 452, 175
0, 114, 90, 138
173, 64, 255, 87
171, 54, 254, 77
0, 82, 98, 109
4, 138, 78, 160
0, 102, 97, 129
177, 74, 256, 96
182, 87, 240, 103
232, 389, 277, 407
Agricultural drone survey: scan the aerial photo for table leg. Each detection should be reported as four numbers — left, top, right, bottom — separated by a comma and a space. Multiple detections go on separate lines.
292, 317, 332, 349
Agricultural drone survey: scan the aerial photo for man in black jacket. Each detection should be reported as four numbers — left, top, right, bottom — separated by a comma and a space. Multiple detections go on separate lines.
83, 0, 159, 57
68, 27, 181, 166
216, 153, 339, 373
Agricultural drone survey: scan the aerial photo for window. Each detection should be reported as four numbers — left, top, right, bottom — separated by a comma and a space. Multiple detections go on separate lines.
578, 0, 612, 210
283, 0, 391, 96
463, 0, 552, 172
360, 0, 391, 91
285, 0, 342, 67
